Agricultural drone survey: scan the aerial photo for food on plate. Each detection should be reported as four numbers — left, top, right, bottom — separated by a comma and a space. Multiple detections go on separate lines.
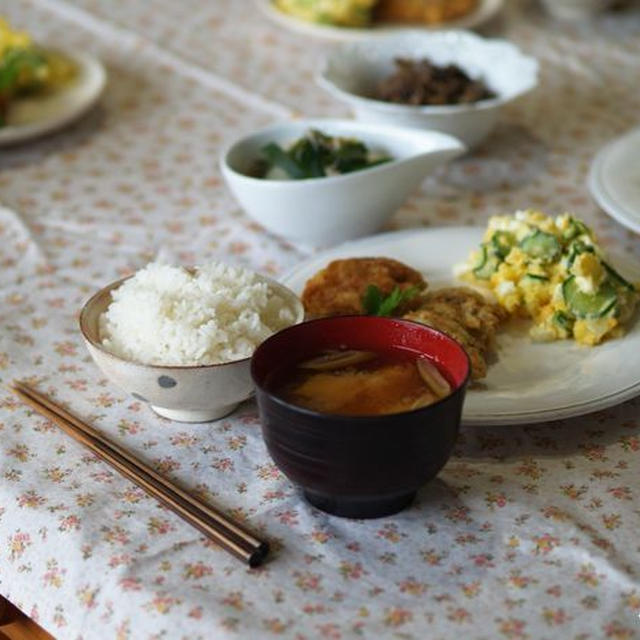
273, 0, 378, 27
375, 58, 496, 106
253, 129, 391, 180
99, 262, 298, 366
272, 0, 478, 26
0, 17, 76, 125
272, 346, 452, 415
458, 210, 639, 345
405, 287, 506, 380
301, 257, 504, 379
301, 257, 426, 317
374, 0, 479, 23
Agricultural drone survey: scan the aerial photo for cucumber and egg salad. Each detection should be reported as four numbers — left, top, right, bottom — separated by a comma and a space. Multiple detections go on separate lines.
0, 17, 76, 125
459, 210, 638, 346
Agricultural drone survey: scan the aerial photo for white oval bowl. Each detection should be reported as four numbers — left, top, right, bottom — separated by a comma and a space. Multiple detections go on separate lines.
79, 273, 304, 423
318, 30, 539, 148
220, 118, 465, 247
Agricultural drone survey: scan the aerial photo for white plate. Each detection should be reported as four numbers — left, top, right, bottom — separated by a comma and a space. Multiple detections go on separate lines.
0, 50, 106, 146
589, 127, 640, 235
258, 0, 504, 41
281, 227, 640, 426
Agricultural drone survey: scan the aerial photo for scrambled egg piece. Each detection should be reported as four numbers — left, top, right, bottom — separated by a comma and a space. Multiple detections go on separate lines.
459, 210, 638, 346
0, 18, 31, 56
274, 0, 378, 26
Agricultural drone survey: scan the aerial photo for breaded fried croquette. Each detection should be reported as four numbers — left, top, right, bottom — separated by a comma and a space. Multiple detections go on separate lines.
302, 257, 426, 318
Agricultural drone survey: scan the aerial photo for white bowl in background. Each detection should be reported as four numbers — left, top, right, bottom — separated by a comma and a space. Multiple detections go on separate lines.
318, 30, 539, 149
79, 274, 304, 423
220, 118, 465, 247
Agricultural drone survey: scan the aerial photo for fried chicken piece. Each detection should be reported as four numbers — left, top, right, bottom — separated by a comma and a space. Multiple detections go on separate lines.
421, 287, 507, 347
302, 257, 427, 318
404, 308, 488, 379
374, 0, 479, 24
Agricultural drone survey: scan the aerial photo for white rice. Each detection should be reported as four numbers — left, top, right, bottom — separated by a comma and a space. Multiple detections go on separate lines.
99, 262, 298, 366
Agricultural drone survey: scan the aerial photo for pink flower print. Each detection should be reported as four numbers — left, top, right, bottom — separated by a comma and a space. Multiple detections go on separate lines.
117, 419, 143, 436
603, 622, 635, 639
607, 486, 632, 500
221, 591, 246, 611
576, 563, 603, 586
65, 379, 88, 392
101, 525, 130, 546
444, 505, 472, 523
262, 618, 289, 633
8, 443, 31, 462
226, 435, 247, 450
515, 459, 544, 479
154, 457, 181, 474
532, 534, 560, 555
421, 548, 447, 566
560, 484, 588, 500
188, 606, 203, 619
211, 457, 234, 472
90, 470, 115, 483
546, 585, 562, 597
383, 607, 413, 627
470, 553, 495, 568
53, 341, 78, 357
338, 561, 367, 580
602, 513, 621, 530
346, 542, 361, 552
397, 577, 428, 596
108, 554, 132, 568
542, 608, 570, 626
276, 510, 299, 526
309, 529, 332, 544
169, 432, 199, 447
118, 578, 142, 592
75, 493, 95, 507
17, 490, 46, 508
255, 463, 283, 481
376, 523, 406, 543
455, 533, 479, 546
58, 515, 81, 532
183, 562, 213, 579
485, 491, 507, 509
119, 488, 146, 504
147, 517, 175, 535
618, 435, 640, 452
115, 619, 130, 640
144, 594, 181, 614
460, 581, 481, 598
495, 617, 528, 640
8, 531, 31, 561
76, 586, 99, 609
506, 571, 538, 589
316, 623, 342, 639
293, 571, 323, 593
302, 604, 328, 615
447, 607, 472, 623
44, 466, 71, 483
52, 605, 66, 629
92, 392, 117, 408
42, 559, 66, 588
541, 505, 570, 521
579, 443, 608, 461
262, 490, 286, 503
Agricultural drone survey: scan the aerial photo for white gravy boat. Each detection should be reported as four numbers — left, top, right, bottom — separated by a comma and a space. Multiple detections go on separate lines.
221, 119, 465, 246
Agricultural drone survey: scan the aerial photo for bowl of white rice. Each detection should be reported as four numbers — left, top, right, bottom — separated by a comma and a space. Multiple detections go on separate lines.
79, 262, 304, 422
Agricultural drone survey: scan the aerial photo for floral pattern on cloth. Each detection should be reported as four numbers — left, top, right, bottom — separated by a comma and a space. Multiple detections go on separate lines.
0, 0, 639, 639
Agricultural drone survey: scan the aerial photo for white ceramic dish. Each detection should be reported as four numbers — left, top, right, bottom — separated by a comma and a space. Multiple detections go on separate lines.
220, 119, 465, 246
79, 274, 304, 423
0, 50, 106, 146
281, 227, 640, 426
257, 0, 504, 41
318, 30, 538, 149
589, 127, 640, 235
539, 0, 619, 20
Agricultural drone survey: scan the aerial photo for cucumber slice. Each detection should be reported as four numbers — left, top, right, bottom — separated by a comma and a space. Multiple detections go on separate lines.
562, 276, 618, 319
562, 218, 590, 242
566, 240, 595, 267
520, 229, 561, 262
523, 273, 550, 282
603, 262, 635, 291
552, 310, 574, 332
473, 245, 501, 280
491, 231, 516, 259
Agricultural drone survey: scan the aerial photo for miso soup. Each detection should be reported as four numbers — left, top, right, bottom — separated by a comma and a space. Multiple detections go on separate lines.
271, 347, 452, 416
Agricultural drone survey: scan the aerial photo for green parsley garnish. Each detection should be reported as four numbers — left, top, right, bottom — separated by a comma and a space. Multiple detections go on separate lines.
362, 284, 419, 317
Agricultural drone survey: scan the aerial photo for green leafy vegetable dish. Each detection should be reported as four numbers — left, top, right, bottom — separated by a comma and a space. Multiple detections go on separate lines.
254, 129, 391, 180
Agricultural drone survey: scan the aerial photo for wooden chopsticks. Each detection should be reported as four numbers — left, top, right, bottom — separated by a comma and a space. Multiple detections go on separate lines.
11, 381, 269, 568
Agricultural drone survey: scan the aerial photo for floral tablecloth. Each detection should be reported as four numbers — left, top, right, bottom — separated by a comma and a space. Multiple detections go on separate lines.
1, 1, 640, 638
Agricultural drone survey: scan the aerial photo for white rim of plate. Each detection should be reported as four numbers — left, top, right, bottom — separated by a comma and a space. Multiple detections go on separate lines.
0, 50, 106, 146
588, 127, 640, 235
257, 0, 505, 40
280, 227, 640, 426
